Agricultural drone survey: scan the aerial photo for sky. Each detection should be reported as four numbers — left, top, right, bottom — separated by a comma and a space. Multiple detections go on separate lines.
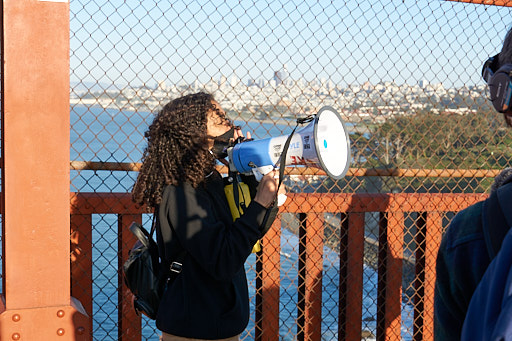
69, 0, 512, 89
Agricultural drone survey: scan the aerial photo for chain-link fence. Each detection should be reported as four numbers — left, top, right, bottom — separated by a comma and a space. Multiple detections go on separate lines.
65, 1, 512, 340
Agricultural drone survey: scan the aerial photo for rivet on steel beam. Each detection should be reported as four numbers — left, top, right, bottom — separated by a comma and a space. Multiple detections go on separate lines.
11, 333, 20, 340
57, 310, 65, 318
57, 328, 65, 336
11, 314, 20, 322
76, 327, 85, 335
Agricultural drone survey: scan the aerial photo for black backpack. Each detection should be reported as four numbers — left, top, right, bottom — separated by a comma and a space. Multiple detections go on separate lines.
122, 220, 185, 320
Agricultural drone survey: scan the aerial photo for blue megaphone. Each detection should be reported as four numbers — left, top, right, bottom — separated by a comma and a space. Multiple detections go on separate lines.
227, 106, 351, 180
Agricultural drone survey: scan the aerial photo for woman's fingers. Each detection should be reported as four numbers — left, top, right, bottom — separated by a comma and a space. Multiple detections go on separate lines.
233, 127, 252, 141
254, 170, 279, 208
233, 127, 243, 139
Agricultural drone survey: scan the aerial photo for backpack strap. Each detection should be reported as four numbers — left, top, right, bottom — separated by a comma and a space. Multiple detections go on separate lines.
167, 248, 186, 280
496, 181, 512, 228
149, 212, 157, 237
154, 205, 187, 281
484, 181, 512, 259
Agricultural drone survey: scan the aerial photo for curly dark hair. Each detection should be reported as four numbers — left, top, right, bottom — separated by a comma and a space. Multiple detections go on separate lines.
132, 92, 225, 208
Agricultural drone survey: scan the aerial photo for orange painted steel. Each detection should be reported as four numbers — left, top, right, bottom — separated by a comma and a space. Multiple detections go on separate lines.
340, 212, 365, 340
70, 160, 503, 179
445, 0, 512, 6
119, 214, 144, 341
297, 212, 324, 341
418, 212, 443, 341
0, 0, 89, 340
255, 219, 281, 341
70, 214, 93, 335
378, 211, 405, 341
66, 191, 487, 340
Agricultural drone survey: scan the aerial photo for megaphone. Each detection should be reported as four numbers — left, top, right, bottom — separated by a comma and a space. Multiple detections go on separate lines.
227, 106, 351, 180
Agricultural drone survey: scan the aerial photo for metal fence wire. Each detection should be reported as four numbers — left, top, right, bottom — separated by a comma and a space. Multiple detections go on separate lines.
65, 1, 512, 340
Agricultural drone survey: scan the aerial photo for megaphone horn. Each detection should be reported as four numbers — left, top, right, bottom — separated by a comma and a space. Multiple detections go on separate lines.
227, 106, 351, 180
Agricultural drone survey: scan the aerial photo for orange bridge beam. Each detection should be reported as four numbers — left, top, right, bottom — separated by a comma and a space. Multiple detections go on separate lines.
445, 0, 512, 7
0, 0, 89, 340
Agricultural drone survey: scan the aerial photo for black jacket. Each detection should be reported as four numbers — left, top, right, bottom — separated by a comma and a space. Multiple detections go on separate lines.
155, 170, 274, 339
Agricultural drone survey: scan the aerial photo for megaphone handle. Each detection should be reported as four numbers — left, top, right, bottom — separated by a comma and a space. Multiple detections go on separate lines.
251, 165, 274, 182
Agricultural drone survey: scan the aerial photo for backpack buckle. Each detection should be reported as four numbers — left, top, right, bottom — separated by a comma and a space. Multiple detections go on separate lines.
170, 261, 182, 274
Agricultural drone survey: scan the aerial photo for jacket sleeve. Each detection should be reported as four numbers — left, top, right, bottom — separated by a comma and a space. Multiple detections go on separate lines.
460, 228, 512, 340
434, 235, 468, 341
434, 202, 490, 341
162, 182, 269, 281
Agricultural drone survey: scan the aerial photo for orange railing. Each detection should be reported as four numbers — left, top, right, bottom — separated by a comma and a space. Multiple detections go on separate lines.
69, 191, 487, 341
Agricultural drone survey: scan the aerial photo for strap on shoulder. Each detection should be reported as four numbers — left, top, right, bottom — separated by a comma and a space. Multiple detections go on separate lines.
149, 212, 157, 237
484, 181, 512, 259
155, 198, 187, 280
496, 181, 512, 228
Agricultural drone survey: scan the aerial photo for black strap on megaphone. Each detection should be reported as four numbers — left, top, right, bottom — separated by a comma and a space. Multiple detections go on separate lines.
275, 115, 314, 188
229, 135, 251, 217
259, 114, 315, 236
231, 170, 245, 215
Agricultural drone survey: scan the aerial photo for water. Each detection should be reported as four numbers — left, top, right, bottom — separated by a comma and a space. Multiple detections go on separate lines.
70, 106, 413, 340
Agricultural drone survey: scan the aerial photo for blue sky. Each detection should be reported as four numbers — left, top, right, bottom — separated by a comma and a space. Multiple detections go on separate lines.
70, 1, 512, 88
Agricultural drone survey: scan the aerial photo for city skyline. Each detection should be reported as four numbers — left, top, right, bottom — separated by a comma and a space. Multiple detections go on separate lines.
70, 63, 479, 93
71, 69, 487, 124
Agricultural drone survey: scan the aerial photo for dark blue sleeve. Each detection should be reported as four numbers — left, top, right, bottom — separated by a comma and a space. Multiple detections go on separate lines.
461, 228, 512, 340
434, 201, 490, 341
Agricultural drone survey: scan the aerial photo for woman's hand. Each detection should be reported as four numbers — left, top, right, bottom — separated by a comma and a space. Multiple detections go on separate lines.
233, 127, 251, 141
254, 169, 279, 208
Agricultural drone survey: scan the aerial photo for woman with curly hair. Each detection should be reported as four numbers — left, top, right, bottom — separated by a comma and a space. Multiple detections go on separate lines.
132, 92, 279, 340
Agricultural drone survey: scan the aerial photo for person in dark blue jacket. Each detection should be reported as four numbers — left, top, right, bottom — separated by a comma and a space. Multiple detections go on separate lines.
434, 26, 512, 340
132, 92, 279, 340
460, 178, 512, 340
434, 169, 512, 340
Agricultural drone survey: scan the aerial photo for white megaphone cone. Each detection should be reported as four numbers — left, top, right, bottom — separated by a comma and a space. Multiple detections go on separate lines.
227, 106, 351, 180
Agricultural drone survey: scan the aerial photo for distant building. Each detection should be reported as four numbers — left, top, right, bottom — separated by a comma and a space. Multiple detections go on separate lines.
274, 71, 284, 85
229, 75, 238, 88
274, 64, 289, 86
219, 76, 227, 88
248, 78, 264, 87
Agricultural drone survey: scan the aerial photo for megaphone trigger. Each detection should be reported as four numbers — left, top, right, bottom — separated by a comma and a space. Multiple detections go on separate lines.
250, 165, 274, 182
277, 193, 288, 206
